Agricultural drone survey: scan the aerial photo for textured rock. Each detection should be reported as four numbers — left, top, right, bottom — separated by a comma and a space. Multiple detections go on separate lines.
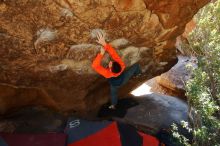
0, 0, 210, 114
0, 83, 59, 114
0, 107, 66, 133
144, 55, 197, 97
98, 95, 188, 134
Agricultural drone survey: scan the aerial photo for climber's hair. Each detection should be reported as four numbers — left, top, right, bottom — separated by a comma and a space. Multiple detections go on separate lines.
111, 61, 121, 73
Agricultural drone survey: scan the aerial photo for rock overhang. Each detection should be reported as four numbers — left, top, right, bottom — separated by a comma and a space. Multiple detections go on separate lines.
0, 0, 210, 114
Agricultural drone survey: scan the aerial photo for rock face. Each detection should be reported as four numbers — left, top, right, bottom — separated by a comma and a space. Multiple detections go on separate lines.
0, 0, 210, 114
145, 55, 197, 98
0, 107, 66, 133
98, 95, 188, 134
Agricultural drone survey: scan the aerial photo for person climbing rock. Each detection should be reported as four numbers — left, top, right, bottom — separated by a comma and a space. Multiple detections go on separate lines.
92, 31, 141, 109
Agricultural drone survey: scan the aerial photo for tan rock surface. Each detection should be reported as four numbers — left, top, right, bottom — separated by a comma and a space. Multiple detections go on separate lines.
154, 55, 197, 98
0, 0, 209, 114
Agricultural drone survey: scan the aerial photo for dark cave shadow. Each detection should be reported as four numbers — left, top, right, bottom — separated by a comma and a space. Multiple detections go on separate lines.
0, 106, 67, 133
97, 97, 139, 119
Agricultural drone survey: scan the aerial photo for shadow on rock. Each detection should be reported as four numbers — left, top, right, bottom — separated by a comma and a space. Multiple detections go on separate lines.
97, 98, 139, 119
0, 107, 67, 133
96, 92, 188, 135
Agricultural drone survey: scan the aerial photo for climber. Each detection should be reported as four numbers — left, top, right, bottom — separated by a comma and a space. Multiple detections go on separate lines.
92, 32, 142, 109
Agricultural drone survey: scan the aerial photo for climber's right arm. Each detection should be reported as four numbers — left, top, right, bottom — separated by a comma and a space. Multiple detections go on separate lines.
92, 49, 112, 78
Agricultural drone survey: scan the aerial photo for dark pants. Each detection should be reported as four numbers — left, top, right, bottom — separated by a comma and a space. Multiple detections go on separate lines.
110, 63, 141, 105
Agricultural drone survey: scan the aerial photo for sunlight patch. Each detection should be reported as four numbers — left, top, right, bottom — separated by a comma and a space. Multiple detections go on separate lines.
131, 83, 152, 96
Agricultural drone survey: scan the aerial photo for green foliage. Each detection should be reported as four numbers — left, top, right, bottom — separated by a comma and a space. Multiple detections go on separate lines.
187, 0, 220, 145
171, 122, 191, 146
173, 1, 220, 146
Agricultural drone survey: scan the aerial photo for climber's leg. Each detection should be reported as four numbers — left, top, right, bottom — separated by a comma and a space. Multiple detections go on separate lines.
121, 63, 141, 85
109, 85, 119, 109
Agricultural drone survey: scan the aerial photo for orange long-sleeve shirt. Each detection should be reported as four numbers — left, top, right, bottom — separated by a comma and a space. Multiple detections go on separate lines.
92, 44, 125, 78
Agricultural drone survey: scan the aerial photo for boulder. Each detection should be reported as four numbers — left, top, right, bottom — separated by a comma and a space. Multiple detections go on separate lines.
145, 55, 197, 97
98, 94, 188, 134
156, 55, 197, 96
0, 107, 66, 133
0, 0, 209, 114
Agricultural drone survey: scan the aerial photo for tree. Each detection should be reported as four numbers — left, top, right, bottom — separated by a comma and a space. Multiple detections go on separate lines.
173, 1, 220, 145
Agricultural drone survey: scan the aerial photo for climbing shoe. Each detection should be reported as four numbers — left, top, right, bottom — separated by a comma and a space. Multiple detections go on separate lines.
108, 105, 116, 110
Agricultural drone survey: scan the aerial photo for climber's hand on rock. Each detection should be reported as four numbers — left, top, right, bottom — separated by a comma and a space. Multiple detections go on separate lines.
100, 47, 105, 55
96, 31, 106, 46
